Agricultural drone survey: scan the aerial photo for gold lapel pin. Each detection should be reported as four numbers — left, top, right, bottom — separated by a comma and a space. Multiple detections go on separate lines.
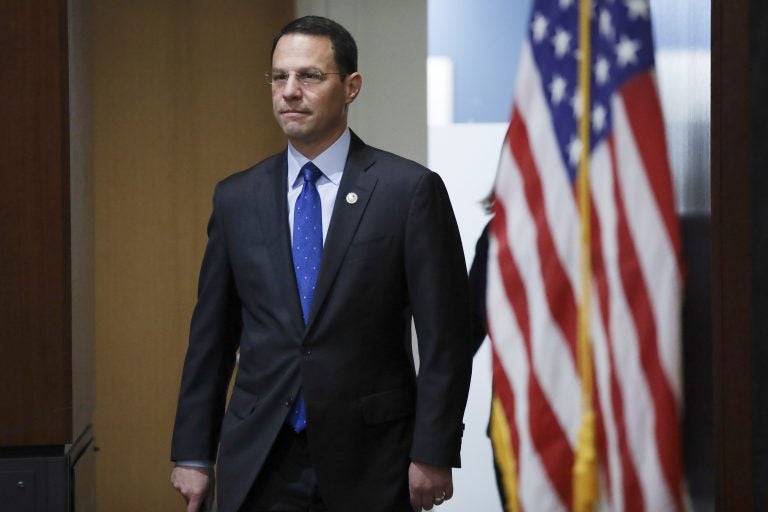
346, 192, 358, 204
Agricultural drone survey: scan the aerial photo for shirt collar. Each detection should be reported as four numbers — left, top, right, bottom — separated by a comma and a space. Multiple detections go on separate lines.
287, 128, 351, 188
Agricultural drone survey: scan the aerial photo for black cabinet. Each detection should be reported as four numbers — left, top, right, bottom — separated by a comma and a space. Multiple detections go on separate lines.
0, 428, 94, 512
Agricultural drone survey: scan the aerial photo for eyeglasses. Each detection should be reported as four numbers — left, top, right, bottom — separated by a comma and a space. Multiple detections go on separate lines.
265, 70, 343, 88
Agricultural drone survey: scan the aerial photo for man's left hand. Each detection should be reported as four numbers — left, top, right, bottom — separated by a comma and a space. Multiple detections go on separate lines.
408, 461, 453, 511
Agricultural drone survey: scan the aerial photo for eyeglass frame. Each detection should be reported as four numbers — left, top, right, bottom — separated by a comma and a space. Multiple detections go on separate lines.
265, 69, 345, 88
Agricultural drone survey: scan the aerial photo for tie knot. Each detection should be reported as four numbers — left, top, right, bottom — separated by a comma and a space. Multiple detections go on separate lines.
301, 162, 322, 184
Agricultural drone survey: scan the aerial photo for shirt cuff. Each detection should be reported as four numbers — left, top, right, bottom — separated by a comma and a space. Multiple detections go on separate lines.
175, 460, 214, 468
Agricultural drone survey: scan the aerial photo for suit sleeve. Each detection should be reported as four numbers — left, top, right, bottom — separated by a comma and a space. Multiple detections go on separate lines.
404, 171, 473, 468
171, 184, 241, 463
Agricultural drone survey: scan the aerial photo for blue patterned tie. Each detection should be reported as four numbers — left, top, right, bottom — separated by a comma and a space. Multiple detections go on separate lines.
288, 161, 323, 432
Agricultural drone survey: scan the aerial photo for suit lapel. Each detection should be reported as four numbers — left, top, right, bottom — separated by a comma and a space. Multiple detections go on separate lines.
306, 133, 378, 330
252, 151, 305, 335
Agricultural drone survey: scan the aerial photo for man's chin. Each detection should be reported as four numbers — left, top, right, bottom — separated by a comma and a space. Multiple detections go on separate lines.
279, 123, 310, 140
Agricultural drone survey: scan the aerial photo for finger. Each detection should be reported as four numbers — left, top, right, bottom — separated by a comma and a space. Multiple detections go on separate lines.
445, 482, 454, 500
422, 494, 435, 511
187, 495, 202, 512
410, 492, 423, 512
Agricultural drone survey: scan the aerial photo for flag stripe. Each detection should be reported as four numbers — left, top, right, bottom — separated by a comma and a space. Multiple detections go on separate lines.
589, 140, 646, 511
487, 234, 566, 512
507, 111, 579, 362
490, 199, 574, 508
613, 92, 683, 403
515, 44, 582, 293
618, 74, 682, 263
609, 131, 682, 511
586, 183, 614, 507
495, 133, 582, 446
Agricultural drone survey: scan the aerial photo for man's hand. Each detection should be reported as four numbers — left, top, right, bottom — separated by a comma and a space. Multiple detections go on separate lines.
408, 461, 453, 511
171, 466, 214, 512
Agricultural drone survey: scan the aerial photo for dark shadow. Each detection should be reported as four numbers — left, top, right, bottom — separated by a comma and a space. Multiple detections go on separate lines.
681, 214, 714, 511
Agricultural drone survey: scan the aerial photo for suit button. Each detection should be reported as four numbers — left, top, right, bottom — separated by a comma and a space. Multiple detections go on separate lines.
305, 350, 312, 356
285, 399, 291, 407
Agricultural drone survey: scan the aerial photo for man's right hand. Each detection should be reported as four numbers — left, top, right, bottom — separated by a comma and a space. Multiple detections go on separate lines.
171, 466, 214, 512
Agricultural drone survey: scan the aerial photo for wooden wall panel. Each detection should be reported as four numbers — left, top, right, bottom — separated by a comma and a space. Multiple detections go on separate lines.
751, 2, 768, 508
0, 0, 72, 446
91, 2, 293, 509
711, 0, 753, 509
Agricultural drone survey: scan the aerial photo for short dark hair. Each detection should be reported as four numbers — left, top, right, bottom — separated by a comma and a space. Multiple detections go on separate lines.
271, 15, 358, 77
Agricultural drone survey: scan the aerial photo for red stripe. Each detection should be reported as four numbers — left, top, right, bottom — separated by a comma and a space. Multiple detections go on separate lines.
591, 365, 611, 508
490, 196, 573, 508
609, 137, 683, 511
507, 110, 580, 363
595, 142, 647, 511
587, 198, 614, 507
489, 334, 523, 512
619, 73, 683, 270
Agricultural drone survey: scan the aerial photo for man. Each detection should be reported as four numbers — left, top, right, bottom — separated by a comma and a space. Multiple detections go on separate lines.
170, 16, 472, 512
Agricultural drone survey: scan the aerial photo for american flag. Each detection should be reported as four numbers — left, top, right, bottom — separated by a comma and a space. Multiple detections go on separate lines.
486, 0, 683, 510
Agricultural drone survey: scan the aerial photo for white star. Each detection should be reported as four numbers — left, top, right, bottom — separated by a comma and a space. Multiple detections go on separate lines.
571, 88, 583, 120
532, 13, 549, 43
549, 75, 568, 105
625, 0, 650, 19
616, 35, 641, 67
551, 28, 572, 58
599, 9, 614, 39
592, 103, 607, 132
594, 56, 611, 85
567, 135, 583, 166
560, 0, 575, 8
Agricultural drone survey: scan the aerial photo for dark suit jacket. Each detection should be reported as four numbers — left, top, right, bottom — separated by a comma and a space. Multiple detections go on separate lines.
171, 132, 472, 512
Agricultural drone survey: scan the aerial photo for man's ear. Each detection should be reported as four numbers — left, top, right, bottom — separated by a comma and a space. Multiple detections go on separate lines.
345, 72, 362, 104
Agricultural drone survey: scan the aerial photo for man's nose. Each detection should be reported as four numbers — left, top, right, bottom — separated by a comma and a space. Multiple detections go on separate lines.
282, 74, 302, 98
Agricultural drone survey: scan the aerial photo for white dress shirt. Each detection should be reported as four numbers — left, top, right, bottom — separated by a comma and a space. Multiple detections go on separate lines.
286, 127, 351, 243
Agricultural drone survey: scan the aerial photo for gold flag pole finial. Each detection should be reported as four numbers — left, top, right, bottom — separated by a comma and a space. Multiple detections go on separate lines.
573, 0, 599, 510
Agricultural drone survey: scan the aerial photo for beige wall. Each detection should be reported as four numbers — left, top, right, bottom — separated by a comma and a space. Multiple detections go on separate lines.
295, 0, 428, 165
92, 2, 293, 509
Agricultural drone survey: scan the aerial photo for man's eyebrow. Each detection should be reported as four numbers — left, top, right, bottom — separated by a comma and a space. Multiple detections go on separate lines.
271, 67, 322, 72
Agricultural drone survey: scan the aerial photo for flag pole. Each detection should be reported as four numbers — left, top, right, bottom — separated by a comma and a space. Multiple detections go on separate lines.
573, 0, 598, 510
